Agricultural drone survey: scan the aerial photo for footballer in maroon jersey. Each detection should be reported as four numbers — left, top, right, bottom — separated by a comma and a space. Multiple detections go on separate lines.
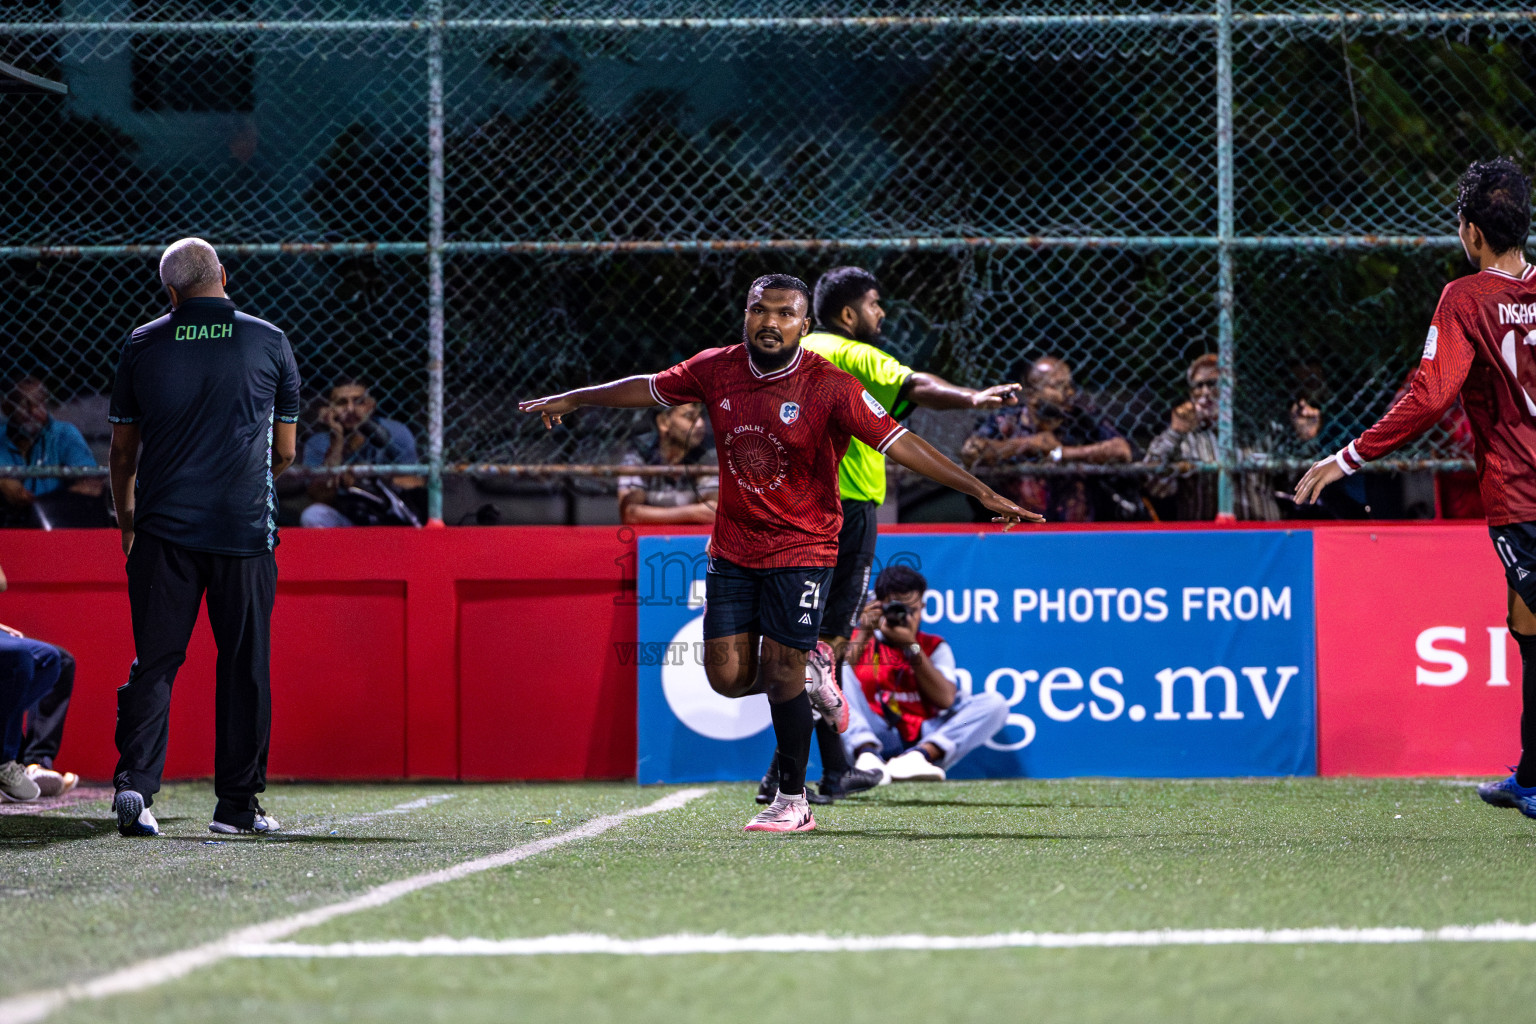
1296, 158, 1536, 816
521, 274, 1040, 831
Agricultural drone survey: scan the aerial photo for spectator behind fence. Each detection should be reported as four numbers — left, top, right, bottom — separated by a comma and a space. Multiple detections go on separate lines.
960, 356, 1133, 522
301, 379, 424, 527
617, 402, 718, 525
0, 376, 105, 527
840, 564, 1009, 784
1144, 354, 1329, 520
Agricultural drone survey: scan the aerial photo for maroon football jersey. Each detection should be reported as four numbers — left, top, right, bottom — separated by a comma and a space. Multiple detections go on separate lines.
649, 343, 907, 568
1342, 265, 1536, 525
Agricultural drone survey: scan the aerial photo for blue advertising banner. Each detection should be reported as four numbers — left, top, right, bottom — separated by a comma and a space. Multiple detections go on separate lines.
636, 530, 1316, 784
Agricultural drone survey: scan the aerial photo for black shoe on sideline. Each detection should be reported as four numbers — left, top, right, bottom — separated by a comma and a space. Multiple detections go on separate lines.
819, 767, 884, 801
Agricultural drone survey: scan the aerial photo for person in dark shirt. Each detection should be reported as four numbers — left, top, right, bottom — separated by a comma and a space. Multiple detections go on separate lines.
617, 402, 718, 525
300, 378, 423, 527
961, 356, 1132, 522
107, 237, 300, 838
0, 376, 103, 527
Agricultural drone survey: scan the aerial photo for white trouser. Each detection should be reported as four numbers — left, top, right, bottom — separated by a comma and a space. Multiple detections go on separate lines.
841, 675, 1009, 770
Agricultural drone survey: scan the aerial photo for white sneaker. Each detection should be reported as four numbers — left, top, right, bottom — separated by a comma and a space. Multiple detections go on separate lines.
803, 641, 849, 733
854, 751, 891, 786
743, 791, 815, 832
0, 760, 39, 802
886, 749, 946, 782
209, 807, 281, 835
26, 765, 78, 799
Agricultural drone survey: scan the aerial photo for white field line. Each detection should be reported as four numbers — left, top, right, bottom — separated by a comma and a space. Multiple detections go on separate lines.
0, 787, 712, 1024
295, 793, 456, 835
239, 922, 1536, 959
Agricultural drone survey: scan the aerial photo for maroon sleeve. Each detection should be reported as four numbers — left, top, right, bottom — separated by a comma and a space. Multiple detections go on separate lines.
649, 350, 710, 407
830, 369, 907, 454
1340, 286, 1475, 471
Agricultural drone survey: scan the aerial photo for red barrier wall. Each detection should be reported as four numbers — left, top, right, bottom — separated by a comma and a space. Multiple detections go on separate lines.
0, 526, 664, 782
1, 521, 1522, 781
1313, 524, 1521, 776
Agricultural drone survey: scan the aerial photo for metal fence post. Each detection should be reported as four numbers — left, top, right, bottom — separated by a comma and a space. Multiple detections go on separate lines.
426, 0, 446, 525
1214, 0, 1236, 520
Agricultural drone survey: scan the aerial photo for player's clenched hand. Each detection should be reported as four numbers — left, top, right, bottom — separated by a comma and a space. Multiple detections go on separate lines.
971, 383, 1022, 410
0, 622, 22, 639
1293, 456, 1344, 506
978, 491, 1045, 530
518, 393, 580, 429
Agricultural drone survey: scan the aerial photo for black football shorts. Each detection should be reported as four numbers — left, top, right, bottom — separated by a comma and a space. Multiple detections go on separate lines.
1490, 521, 1536, 611
702, 555, 835, 652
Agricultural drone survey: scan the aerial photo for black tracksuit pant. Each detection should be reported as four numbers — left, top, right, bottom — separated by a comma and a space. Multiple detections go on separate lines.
115, 530, 275, 827
20, 646, 74, 769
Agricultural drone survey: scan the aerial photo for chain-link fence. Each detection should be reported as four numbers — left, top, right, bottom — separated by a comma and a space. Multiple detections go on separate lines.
4, 2, 1534, 524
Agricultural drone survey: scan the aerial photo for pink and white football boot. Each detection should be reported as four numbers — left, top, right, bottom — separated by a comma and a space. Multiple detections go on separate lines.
743, 790, 816, 832
803, 641, 849, 733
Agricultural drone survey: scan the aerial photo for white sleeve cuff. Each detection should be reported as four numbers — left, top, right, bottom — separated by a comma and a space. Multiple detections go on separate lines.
647, 375, 672, 408
1333, 441, 1364, 476
875, 426, 907, 454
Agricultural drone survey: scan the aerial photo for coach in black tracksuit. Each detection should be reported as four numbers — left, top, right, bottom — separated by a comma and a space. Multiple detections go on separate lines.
107, 237, 300, 837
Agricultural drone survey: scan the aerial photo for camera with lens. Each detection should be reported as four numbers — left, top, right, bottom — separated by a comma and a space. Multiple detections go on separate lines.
881, 601, 910, 626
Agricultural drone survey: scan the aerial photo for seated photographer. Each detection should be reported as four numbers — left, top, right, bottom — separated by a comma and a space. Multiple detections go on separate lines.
0, 628, 60, 804
0, 560, 79, 799
841, 565, 1009, 783
0, 376, 105, 528
617, 403, 718, 525
300, 378, 424, 527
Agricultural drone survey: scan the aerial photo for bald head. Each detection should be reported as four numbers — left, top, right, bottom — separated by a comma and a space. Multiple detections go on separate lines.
1026, 356, 1069, 388
1023, 355, 1076, 414
159, 238, 225, 302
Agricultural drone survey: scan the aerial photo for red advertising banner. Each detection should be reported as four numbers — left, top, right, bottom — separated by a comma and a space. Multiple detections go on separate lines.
1314, 524, 1522, 776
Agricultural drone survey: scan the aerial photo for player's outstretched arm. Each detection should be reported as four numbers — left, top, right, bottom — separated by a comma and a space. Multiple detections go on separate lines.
518, 375, 659, 429
904, 372, 1021, 411
1293, 457, 1345, 506
885, 431, 1045, 528
1297, 303, 1475, 506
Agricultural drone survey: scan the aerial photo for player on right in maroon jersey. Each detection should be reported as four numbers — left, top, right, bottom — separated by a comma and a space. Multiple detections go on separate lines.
1296, 157, 1536, 818
520, 274, 1040, 833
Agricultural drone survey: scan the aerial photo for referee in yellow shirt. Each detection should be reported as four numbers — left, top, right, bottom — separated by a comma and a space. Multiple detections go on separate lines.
757, 266, 1022, 803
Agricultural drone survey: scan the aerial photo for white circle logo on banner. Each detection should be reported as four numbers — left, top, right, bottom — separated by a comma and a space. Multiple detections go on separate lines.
661, 614, 772, 741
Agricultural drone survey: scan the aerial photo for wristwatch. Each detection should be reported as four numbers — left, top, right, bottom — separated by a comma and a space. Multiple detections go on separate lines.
1049, 446, 1064, 463
904, 642, 923, 661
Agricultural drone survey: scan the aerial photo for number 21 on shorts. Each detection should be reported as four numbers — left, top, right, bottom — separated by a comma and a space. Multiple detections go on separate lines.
1497, 533, 1520, 569
800, 579, 822, 609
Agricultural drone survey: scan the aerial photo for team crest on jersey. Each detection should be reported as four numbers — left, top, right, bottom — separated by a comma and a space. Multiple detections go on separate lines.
861, 390, 886, 416
779, 401, 801, 425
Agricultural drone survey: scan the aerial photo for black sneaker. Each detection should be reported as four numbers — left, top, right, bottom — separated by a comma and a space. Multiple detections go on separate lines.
755, 753, 780, 805
115, 790, 160, 837
758, 754, 832, 805
819, 767, 884, 801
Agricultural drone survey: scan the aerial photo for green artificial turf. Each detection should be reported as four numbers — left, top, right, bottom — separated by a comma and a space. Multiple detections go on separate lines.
6, 778, 1536, 1024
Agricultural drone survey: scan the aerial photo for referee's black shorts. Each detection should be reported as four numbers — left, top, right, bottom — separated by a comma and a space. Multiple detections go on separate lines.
823, 498, 879, 642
